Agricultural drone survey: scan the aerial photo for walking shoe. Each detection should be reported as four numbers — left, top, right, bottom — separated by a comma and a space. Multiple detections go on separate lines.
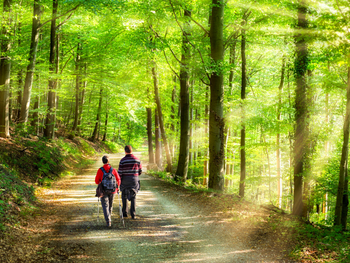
107, 222, 111, 227
123, 214, 128, 218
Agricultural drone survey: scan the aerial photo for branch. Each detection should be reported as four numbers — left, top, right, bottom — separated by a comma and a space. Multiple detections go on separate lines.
39, 4, 80, 29
60, 53, 74, 74
149, 25, 182, 64
163, 50, 180, 79
200, 78, 210, 86
189, 16, 209, 35
173, 0, 209, 35
104, 31, 124, 49
168, 1, 210, 81
335, 0, 350, 34
224, 30, 240, 49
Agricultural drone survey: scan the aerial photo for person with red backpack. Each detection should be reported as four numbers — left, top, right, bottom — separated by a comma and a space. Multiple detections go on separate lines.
95, 155, 121, 227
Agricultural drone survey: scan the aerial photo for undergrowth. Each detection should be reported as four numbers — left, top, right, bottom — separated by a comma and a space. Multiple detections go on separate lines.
290, 223, 350, 262
0, 135, 119, 233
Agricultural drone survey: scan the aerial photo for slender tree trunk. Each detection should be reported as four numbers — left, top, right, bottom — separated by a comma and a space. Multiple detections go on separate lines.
341, 168, 349, 229
91, 87, 103, 142
44, 0, 58, 139
208, 0, 225, 191
72, 42, 81, 133
147, 106, 154, 163
0, 0, 12, 138
228, 37, 237, 91
152, 63, 173, 172
334, 58, 350, 227
293, 0, 308, 216
176, 9, 191, 181
102, 101, 108, 141
203, 86, 209, 186
171, 76, 176, 157
239, 12, 248, 197
277, 57, 285, 208
20, 0, 42, 123
155, 108, 162, 168
189, 84, 193, 170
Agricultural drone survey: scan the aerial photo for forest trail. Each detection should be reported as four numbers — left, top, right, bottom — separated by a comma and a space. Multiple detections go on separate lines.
38, 153, 295, 263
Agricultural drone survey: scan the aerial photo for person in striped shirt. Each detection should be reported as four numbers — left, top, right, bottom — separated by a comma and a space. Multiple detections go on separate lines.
118, 145, 142, 219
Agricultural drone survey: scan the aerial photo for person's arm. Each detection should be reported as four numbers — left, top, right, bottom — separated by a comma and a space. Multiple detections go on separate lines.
118, 161, 123, 177
113, 169, 121, 187
95, 168, 103, 184
139, 161, 142, 176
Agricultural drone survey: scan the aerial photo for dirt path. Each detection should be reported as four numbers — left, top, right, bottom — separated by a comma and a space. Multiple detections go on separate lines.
38, 153, 295, 263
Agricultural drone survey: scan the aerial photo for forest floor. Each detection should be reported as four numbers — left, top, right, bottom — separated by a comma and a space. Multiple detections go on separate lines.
1, 152, 301, 262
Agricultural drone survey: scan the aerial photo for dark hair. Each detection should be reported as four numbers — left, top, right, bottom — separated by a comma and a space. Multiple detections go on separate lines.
102, 155, 109, 164
125, 145, 132, 154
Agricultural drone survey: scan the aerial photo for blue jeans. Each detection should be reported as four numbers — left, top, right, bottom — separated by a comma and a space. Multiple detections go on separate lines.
100, 193, 115, 224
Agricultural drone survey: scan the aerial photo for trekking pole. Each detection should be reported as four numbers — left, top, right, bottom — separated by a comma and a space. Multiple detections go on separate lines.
118, 190, 125, 228
97, 197, 100, 221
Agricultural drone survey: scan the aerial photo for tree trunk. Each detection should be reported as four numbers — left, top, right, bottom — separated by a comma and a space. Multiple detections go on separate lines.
102, 101, 108, 141
0, 0, 12, 138
208, 0, 225, 191
239, 13, 248, 197
152, 63, 173, 173
175, 9, 191, 181
20, 0, 42, 124
203, 86, 209, 186
277, 57, 285, 208
91, 87, 103, 142
293, 0, 308, 216
228, 37, 237, 92
334, 58, 350, 227
44, 0, 58, 139
171, 76, 176, 157
147, 106, 154, 163
341, 168, 349, 230
155, 108, 162, 168
72, 42, 81, 133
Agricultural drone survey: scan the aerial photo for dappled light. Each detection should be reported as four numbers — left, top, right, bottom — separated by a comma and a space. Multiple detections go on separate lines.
34, 154, 280, 262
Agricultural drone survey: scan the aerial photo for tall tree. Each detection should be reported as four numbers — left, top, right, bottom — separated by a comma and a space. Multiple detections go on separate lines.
155, 108, 162, 168
208, 0, 225, 191
176, 9, 191, 181
334, 56, 350, 228
239, 11, 249, 197
0, 0, 12, 138
152, 63, 173, 173
91, 87, 103, 142
19, 0, 42, 124
293, 0, 309, 217
44, 0, 58, 139
277, 57, 285, 208
72, 42, 82, 133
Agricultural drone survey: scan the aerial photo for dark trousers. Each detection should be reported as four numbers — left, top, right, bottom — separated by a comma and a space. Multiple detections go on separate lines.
100, 193, 115, 224
122, 190, 136, 217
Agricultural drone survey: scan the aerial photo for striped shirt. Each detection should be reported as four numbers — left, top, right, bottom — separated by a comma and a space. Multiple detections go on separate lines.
118, 154, 142, 177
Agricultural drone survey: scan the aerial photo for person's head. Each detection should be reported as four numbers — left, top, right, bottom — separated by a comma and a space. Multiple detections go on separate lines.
102, 155, 109, 164
125, 145, 132, 154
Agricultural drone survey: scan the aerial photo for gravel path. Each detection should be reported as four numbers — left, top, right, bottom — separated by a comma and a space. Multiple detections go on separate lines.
40, 153, 294, 263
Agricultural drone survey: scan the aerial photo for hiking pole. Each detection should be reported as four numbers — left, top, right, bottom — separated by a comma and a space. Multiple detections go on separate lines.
118, 191, 125, 228
97, 197, 100, 221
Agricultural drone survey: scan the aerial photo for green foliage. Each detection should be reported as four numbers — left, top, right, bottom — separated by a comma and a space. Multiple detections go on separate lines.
0, 166, 36, 228
291, 224, 350, 262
